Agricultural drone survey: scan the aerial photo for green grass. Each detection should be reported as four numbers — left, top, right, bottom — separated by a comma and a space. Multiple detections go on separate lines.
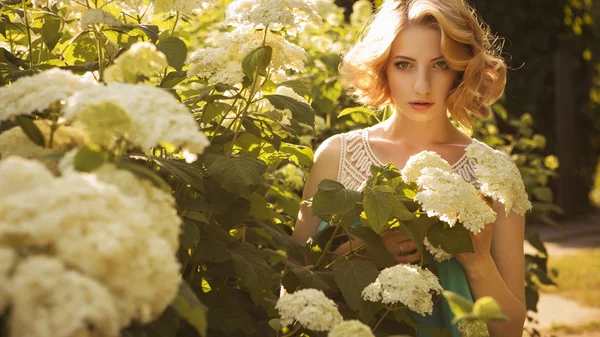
541, 249, 600, 309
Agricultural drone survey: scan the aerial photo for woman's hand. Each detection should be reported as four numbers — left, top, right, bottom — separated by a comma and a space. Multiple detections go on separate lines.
379, 231, 420, 264
455, 223, 494, 273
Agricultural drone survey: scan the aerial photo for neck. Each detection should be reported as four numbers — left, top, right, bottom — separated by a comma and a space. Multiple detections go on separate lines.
380, 109, 463, 145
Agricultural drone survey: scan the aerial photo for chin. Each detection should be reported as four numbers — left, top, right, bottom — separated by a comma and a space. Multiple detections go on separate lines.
398, 107, 441, 123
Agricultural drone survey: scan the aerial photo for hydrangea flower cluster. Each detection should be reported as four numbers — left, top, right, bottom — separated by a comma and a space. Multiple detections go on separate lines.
361, 264, 443, 316
153, 0, 216, 15
104, 42, 168, 83
275, 288, 343, 332
458, 319, 491, 337
64, 82, 209, 154
225, 0, 322, 31
328, 320, 374, 337
416, 168, 497, 233
465, 140, 532, 216
423, 236, 452, 262
0, 69, 98, 121
0, 156, 182, 336
79, 8, 122, 28
187, 26, 307, 85
401, 150, 453, 184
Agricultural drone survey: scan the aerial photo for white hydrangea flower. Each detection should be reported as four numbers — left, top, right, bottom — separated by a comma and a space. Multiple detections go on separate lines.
31, 0, 58, 7
153, 0, 215, 14
350, 0, 373, 27
8, 256, 119, 337
315, 115, 327, 133
0, 68, 98, 121
465, 140, 532, 216
226, 0, 322, 31
361, 264, 443, 316
0, 246, 16, 314
275, 288, 342, 332
64, 83, 209, 154
415, 168, 497, 233
104, 42, 168, 83
314, 0, 344, 26
0, 122, 84, 174
328, 320, 374, 337
423, 236, 452, 262
187, 26, 307, 85
277, 163, 304, 190
458, 319, 490, 337
401, 151, 453, 184
0, 157, 181, 326
80, 8, 122, 28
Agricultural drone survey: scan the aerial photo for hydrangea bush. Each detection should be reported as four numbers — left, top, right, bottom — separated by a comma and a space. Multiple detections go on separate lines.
0, 0, 557, 336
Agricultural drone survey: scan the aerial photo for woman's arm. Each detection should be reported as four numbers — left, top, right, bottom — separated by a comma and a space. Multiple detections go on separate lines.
456, 201, 527, 337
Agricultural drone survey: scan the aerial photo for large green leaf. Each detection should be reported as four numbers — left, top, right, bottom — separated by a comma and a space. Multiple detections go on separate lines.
282, 267, 332, 292
426, 222, 474, 255
279, 143, 313, 168
150, 156, 205, 191
363, 190, 392, 234
199, 289, 256, 335
332, 259, 381, 322
171, 281, 208, 337
388, 194, 416, 221
442, 290, 473, 322
255, 221, 306, 263
204, 154, 267, 198
229, 242, 276, 304
348, 226, 396, 268
311, 179, 362, 216
525, 230, 547, 255
157, 36, 187, 71
191, 226, 231, 263
15, 116, 45, 147
180, 219, 200, 250
202, 101, 231, 123
264, 94, 315, 126
41, 17, 62, 52
241, 45, 272, 79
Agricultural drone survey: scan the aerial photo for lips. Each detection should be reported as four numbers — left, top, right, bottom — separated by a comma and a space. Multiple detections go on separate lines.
409, 102, 434, 111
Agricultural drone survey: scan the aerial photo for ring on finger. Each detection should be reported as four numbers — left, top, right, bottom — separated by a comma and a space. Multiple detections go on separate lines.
397, 242, 404, 256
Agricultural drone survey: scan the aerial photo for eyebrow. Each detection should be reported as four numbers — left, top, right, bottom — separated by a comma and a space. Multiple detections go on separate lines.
392, 55, 445, 62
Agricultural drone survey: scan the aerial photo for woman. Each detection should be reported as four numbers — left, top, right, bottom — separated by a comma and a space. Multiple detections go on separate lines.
292, 0, 527, 336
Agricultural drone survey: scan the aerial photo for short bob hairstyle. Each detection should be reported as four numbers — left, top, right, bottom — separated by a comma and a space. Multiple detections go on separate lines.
339, 0, 506, 128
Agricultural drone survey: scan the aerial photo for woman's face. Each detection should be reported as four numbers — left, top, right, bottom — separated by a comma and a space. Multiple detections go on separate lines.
385, 23, 458, 122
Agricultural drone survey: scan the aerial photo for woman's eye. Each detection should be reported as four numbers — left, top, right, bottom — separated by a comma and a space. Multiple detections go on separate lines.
434, 60, 448, 69
395, 61, 410, 69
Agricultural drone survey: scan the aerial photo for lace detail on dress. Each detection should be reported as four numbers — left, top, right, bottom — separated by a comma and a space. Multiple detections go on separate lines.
337, 129, 479, 191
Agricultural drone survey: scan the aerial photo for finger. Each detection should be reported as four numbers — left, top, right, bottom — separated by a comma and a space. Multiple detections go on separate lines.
394, 252, 420, 264
401, 241, 416, 252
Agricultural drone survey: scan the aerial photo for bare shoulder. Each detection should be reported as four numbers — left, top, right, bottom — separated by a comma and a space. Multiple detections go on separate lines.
302, 133, 344, 200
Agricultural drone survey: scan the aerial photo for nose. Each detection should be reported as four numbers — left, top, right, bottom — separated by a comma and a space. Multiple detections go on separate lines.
414, 68, 431, 96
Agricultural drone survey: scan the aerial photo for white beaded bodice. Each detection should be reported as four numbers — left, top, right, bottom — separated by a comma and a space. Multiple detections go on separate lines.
337, 129, 479, 191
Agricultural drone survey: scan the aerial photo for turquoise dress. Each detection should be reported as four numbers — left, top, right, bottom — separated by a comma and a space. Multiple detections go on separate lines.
318, 220, 473, 337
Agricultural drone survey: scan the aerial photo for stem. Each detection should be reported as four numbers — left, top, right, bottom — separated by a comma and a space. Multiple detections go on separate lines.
170, 11, 179, 36
314, 223, 342, 269
372, 307, 391, 332
93, 28, 105, 80
21, 0, 33, 70
324, 243, 366, 269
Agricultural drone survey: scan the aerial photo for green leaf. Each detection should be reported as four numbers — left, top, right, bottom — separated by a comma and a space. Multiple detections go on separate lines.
442, 290, 473, 321
180, 219, 200, 249
348, 226, 396, 268
525, 285, 539, 312
202, 101, 230, 123
397, 216, 438, 265
388, 194, 416, 221
525, 230, 547, 255
157, 36, 187, 71
204, 154, 267, 198
15, 116, 45, 147
191, 226, 231, 263
423, 328, 452, 337
264, 94, 315, 126
279, 143, 313, 168
171, 281, 208, 337
116, 160, 172, 193
427, 222, 474, 255
160, 71, 187, 88
199, 289, 256, 335
283, 267, 332, 292
363, 190, 392, 234
332, 259, 381, 322
532, 186, 553, 202
337, 106, 379, 120
122, 24, 159, 43
393, 308, 417, 328
241, 45, 272, 79
312, 179, 362, 216
41, 17, 62, 52
73, 145, 107, 172
228, 242, 276, 303
255, 221, 306, 263
150, 156, 205, 191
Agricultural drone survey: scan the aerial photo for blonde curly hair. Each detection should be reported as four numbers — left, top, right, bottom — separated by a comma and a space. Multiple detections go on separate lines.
339, 0, 506, 128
